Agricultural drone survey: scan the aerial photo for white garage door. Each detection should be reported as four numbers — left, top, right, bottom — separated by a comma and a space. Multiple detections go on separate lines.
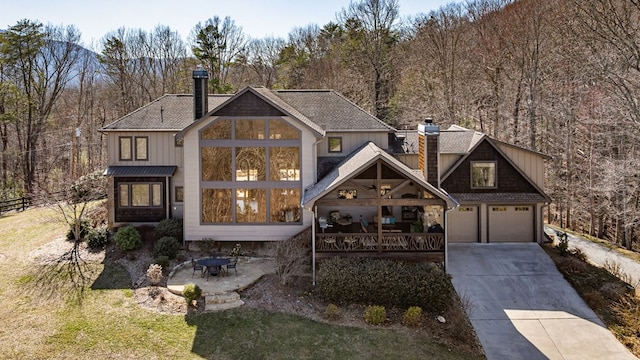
488, 205, 534, 242
448, 206, 479, 243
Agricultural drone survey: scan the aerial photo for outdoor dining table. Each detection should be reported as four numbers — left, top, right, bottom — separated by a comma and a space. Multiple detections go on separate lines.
197, 257, 231, 276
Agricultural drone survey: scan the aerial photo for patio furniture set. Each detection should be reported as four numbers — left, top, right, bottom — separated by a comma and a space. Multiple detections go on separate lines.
191, 257, 238, 280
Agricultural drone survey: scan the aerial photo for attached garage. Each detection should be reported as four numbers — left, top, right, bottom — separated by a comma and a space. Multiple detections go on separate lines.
448, 206, 479, 243
488, 205, 534, 242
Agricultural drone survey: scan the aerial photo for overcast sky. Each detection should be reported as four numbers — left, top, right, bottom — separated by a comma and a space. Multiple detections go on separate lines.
1, 0, 454, 47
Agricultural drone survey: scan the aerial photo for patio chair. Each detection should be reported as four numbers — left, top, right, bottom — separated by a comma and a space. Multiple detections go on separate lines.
226, 257, 238, 276
191, 258, 204, 277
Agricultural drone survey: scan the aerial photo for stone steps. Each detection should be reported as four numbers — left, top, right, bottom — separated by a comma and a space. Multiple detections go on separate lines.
204, 291, 244, 312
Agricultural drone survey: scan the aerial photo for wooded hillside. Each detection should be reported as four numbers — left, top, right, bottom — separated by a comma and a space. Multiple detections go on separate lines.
1, 0, 638, 250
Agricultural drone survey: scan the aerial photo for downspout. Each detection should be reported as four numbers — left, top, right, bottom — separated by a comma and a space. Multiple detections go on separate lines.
540, 202, 550, 244
165, 176, 170, 220
312, 205, 317, 286
441, 190, 459, 273
444, 207, 453, 272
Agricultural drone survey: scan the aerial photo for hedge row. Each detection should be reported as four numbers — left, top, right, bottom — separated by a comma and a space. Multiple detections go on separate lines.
316, 257, 454, 313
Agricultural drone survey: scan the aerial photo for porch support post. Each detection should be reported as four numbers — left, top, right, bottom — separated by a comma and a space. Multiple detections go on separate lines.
312, 206, 317, 286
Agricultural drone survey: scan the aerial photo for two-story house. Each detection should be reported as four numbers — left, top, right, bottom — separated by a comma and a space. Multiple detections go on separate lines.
101, 69, 550, 266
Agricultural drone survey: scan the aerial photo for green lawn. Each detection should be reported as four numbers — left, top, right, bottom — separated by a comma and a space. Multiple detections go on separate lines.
0, 206, 482, 359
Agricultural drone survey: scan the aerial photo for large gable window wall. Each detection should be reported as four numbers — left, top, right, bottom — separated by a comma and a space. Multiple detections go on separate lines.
200, 118, 301, 224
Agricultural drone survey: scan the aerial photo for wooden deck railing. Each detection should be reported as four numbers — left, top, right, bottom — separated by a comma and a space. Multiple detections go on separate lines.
316, 232, 444, 252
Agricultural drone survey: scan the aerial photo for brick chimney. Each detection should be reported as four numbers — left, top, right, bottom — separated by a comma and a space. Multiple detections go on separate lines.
193, 66, 208, 120
418, 118, 440, 187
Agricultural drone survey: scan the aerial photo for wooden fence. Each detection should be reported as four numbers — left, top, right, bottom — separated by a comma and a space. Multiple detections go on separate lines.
0, 196, 31, 214
0, 191, 106, 215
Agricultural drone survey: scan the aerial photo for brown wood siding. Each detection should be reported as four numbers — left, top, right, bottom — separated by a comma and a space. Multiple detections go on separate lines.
114, 177, 167, 223
213, 91, 285, 117
441, 140, 538, 193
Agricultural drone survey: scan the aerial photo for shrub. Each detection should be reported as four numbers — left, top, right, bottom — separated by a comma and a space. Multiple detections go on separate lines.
230, 243, 243, 257
316, 257, 454, 312
183, 283, 202, 306
155, 218, 183, 242
153, 255, 170, 270
403, 306, 423, 327
115, 225, 142, 251
197, 238, 220, 255
324, 303, 340, 320
86, 226, 110, 249
275, 233, 310, 286
363, 305, 386, 325
66, 220, 91, 241
153, 236, 181, 259
146, 264, 163, 285
557, 236, 569, 256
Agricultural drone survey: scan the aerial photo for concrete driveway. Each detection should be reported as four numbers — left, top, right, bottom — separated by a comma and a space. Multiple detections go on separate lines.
448, 243, 636, 360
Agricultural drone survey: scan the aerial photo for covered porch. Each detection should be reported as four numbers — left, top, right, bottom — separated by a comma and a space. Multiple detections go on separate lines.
303, 142, 456, 264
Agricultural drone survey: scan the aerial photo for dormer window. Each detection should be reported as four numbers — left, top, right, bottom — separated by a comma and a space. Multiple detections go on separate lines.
471, 161, 497, 188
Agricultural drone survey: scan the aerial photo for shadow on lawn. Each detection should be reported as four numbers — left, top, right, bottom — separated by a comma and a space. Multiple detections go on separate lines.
91, 243, 133, 290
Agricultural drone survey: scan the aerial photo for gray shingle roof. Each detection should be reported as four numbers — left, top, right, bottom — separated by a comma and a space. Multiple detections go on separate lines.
449, 192, 549, 203
274, 90, 394, 132
440, 126, 485, 154
101, 94, 231, 131
391, 126, 484, 155
103, 166, 177, 177
302, 142, 455, 208
102, 88, 393, 134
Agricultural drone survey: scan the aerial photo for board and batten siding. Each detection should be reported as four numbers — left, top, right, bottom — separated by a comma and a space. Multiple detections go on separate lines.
182, 116, 316, 242
396, 154, 419, 169
317, 131, 389, 156
107, 131, 183, 168
495, 143, 545, 189
440, 154, 462, 178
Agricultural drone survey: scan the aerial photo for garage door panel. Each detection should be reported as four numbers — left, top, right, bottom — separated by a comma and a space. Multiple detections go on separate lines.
489, 205, 533, 242
449, 206, 479, 243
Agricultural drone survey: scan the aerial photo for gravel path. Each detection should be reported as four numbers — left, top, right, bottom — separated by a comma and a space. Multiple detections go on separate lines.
545, 226, 640, 288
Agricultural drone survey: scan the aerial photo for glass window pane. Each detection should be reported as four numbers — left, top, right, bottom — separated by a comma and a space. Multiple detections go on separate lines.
119, 184, 129, 207
471, 162, 496, 188
175, 186, 184, 202
236, 147, 265, 181
202, 189, 233, 223
131, 184, 150, 206
201, 119, 232, 139
236, 189, 266, 223
270, 189, 301, 222
236, 119, 265, 140
152, 184, 162, 206
135, 137, 148, 160
119, 137, 132, 160
328, 137, 342, 152
202, 147, 232, 181
269, 119, 300, 139
269, 147, 300, 181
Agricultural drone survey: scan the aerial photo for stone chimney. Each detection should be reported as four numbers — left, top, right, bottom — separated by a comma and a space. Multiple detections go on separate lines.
417, 118, 440, 187
193, 66, 209, 120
